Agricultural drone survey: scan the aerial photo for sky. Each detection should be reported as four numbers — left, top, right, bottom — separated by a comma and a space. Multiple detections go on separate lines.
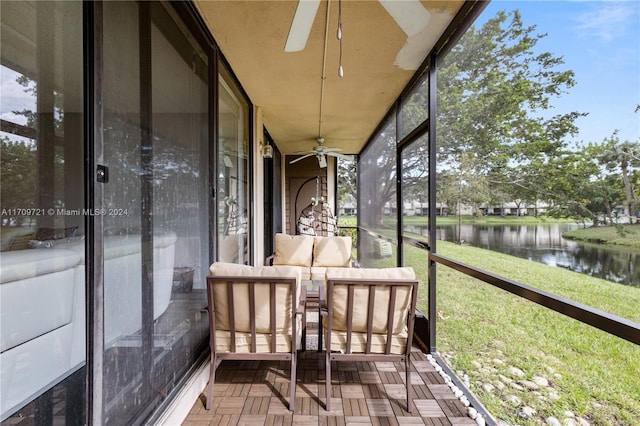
0, 67, 35, 127
478, 0, 640, 146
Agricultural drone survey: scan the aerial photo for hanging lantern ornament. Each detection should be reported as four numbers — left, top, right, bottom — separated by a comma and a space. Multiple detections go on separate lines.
297, 176, 337, 236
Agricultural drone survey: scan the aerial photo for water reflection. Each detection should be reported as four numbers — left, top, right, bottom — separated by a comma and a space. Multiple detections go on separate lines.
411, 224, 639, 287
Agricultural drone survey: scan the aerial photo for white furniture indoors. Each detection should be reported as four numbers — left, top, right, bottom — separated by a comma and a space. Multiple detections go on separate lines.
0, 231, 176, 419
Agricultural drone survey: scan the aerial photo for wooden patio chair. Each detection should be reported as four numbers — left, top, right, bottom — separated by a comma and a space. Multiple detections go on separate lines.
205, 262, 305, 411
322, 267, 418, 412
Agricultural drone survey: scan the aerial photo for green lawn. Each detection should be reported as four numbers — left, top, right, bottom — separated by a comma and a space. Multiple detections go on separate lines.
434, 214, 575, 226
403, 242, 640, 425
563, 224, 640, 249
383, 214, 577, 226
339, 214, 579, 231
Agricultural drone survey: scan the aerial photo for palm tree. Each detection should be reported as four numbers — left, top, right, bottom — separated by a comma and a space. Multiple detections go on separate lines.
598, 133, 640, 224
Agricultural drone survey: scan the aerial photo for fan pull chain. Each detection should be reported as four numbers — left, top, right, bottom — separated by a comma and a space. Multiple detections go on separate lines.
337, 0, 343, 78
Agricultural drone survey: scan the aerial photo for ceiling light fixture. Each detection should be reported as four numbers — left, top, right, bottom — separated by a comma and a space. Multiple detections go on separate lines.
262, 144, 273, 159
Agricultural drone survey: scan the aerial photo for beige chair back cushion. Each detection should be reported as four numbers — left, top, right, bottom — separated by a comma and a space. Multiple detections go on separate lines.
209, 262, 300, 334
218, 234, 240, 263
312, 236, 352, 267
325, 267, 415, 335
273, 234, 314, 267
326, 330, 408, 354
214, 330, 294, 354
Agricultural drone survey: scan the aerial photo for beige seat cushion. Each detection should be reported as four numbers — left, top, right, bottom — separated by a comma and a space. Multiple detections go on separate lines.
310, 266, 327, 281
208, 262, 301, 335
299, 267, 311, 281
273, 234, 314, 267
325, 267, 415, 335
312, 236, 352, 267
325, 266, 415, 282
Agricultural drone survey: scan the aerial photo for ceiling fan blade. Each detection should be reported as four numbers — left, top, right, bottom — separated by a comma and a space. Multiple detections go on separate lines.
285, 0, 321, 52
378, 0, 431, 37
322, 147, 343, 153
289, 153, 315, 164
326, 152, 355, 161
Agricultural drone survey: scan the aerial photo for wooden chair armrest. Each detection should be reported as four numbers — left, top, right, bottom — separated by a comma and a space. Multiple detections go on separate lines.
319, 285, 328, 316
297, 286, 307, 316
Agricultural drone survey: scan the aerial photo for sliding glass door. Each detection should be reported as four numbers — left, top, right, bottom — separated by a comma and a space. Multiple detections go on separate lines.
217, 65, 250, 264
100, 2, 210, 423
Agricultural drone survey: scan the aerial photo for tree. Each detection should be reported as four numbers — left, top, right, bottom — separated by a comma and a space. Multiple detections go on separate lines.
401, 136, 429, 213
596, 132, 640, 224
542, 147, 608, 225
359, 122, 397, 227
437, 10, 585, 210
337, 157, 357, 209
1, 137, 37, 224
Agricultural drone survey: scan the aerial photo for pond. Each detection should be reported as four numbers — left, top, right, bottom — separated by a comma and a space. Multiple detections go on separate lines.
409, 223, 640, 287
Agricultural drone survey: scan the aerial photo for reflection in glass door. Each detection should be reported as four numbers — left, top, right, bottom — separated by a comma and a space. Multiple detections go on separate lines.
0, 1, 86, 423
218, 67, 250, 264
101, 2, 210, 423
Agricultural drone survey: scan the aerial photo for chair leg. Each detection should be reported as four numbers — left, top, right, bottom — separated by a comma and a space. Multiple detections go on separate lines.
290, 353, 297, 412
317, 307, 323, 352
206, 353, 216, 410
405, 356, 412, 413
302, 310, 307, 352
325, 351, 331, 411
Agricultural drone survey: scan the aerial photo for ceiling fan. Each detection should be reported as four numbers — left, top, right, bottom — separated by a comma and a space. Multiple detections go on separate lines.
290, 137, 353, 168
284, 0, 431, 53
285, 0, 431, 168
287, 0, 354, 169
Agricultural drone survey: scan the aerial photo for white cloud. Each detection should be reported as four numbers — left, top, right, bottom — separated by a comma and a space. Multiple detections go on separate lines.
574, 1, 638, 42
0, 111, 28, 126
0, 65, 36, 116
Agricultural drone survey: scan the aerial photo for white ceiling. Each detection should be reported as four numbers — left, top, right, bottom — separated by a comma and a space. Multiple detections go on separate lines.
194, 0, 464, 155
